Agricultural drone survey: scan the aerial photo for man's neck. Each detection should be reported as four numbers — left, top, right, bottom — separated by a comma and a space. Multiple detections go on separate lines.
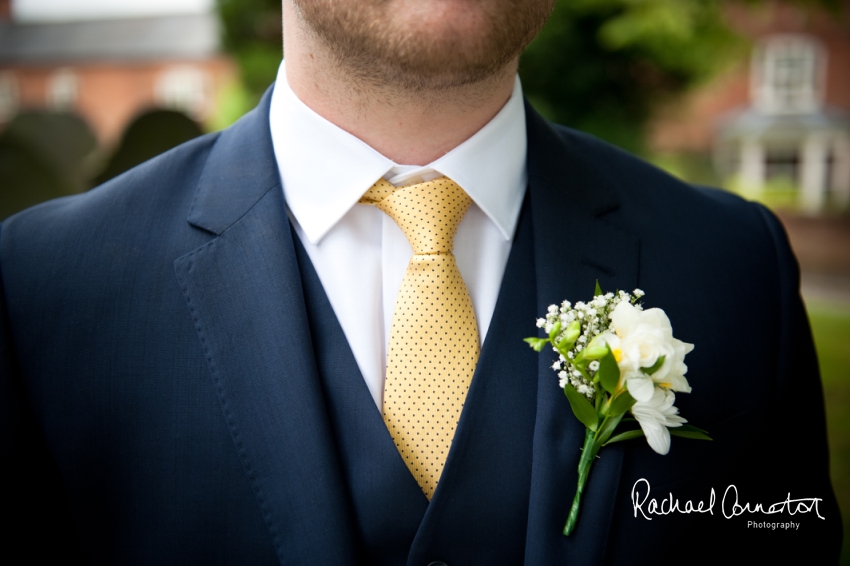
282, 1, 518, 166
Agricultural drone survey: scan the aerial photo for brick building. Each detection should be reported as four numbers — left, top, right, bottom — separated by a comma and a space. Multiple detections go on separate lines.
649, 0, 850, 213
0, 0, 237, 145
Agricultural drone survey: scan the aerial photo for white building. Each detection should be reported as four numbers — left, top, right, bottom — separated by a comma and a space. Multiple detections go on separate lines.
716, 34, 850, 213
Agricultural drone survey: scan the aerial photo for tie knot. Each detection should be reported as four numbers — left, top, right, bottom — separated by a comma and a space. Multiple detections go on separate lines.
360, 177, 472, 255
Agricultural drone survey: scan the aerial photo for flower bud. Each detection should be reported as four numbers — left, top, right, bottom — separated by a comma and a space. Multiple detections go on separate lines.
564, 320, 581, 343
583, 335, 609, 360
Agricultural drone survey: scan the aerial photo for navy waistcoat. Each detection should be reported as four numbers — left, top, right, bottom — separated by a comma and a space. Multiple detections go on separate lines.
292, 194, 539, 565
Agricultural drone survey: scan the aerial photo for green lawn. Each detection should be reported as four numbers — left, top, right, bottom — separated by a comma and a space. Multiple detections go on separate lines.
807, 300, 850, 564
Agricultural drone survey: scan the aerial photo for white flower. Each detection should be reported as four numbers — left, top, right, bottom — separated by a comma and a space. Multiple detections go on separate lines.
552, 360, 562, 370
548, 304, 558, 314
599, 301, 693, 402
589, 360, 600, 371
558, 371, 569, 388
536, 318, 546, 328
631, 388, 686, 455
634, 288, 645, 298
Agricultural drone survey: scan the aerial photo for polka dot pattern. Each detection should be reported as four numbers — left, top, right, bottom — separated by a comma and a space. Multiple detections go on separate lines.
360, 177, 480, 500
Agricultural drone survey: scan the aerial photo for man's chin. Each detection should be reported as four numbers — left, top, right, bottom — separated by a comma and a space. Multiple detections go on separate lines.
347, 47, 517, 93
293, 0, 553, 91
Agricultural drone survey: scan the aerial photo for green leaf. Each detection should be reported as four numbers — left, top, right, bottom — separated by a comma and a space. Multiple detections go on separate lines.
606, 390, 637, 417
523, 337, 549, 352
548, 321, 561, 342
677, 424, 710, 435
555, 337, 570, 353
641, 355, 666, 376
604, 429, 645, 446
563, 384, 599, 432
669, 428, 712, 441
572, 350, 586, 366
555, 320, 582, 355
595, 280, 603, 298
597, 348, 620, 394
594, 411, 625, 446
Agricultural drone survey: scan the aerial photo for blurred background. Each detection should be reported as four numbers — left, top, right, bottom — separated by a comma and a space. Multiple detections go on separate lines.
0, 0, 848, 559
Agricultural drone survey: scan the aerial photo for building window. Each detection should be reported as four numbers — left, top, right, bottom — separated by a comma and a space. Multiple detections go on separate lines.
155, 66, 210, 120
752, 35, 825, 115
0, 72, 19, 122
47, 68, 79, 111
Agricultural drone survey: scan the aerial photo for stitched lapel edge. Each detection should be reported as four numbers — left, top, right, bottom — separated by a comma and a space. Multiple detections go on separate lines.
524, 102, 640, 564
175, 86, 359, 565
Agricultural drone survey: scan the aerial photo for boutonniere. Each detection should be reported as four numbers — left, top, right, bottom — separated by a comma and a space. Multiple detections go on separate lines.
525, 283, 711, 536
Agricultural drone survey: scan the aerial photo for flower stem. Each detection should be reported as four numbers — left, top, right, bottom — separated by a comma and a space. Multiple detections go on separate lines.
563, 428, 599, 536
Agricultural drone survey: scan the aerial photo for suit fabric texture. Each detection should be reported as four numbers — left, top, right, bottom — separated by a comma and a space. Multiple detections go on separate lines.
0, 87, 842, 564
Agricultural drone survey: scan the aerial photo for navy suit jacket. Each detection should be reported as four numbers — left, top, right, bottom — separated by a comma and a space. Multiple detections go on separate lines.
0, 87, 842, 564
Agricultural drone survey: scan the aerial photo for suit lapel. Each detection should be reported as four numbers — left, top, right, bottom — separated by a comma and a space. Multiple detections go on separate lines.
523, 103, 640, 564
173, 90, 359, 566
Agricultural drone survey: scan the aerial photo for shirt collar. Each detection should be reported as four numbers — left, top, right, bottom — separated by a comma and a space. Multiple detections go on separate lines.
269, 60, 527, 244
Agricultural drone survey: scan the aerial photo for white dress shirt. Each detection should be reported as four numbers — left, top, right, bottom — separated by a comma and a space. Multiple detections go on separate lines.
268, 61, 528, 409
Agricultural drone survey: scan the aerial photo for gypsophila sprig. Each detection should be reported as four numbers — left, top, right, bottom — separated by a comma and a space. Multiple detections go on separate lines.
535, 288, 642, 402
524, 282, 710, 537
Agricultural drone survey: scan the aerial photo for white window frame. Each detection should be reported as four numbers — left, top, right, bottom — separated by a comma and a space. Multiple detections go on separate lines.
154, 65, 211, 120
47, 67, 79, 111
751, 34, 826, 115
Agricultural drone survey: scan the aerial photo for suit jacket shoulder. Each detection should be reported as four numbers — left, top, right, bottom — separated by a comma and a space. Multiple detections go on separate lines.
1, 131, 219, 286
546, 121, 798, 308
551, 123, 769, 240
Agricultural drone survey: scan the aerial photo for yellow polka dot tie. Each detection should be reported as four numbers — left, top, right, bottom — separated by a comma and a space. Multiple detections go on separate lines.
360, 176, 480, 500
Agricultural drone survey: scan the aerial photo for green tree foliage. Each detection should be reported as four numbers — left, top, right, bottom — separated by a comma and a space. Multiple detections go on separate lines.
217, 0, 282, 104
0, 112, 98, 220
95, 110, 203, 185
520, 0, 744, 152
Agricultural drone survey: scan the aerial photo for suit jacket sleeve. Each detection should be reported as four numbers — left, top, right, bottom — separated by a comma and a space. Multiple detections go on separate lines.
0, 222, 85, 559
748, 203, 843, 560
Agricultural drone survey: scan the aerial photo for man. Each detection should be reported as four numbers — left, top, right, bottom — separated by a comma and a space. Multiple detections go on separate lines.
0, 0, 841, 564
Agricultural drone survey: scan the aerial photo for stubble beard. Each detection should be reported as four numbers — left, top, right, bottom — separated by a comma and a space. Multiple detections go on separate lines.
291, 0, 554, 94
